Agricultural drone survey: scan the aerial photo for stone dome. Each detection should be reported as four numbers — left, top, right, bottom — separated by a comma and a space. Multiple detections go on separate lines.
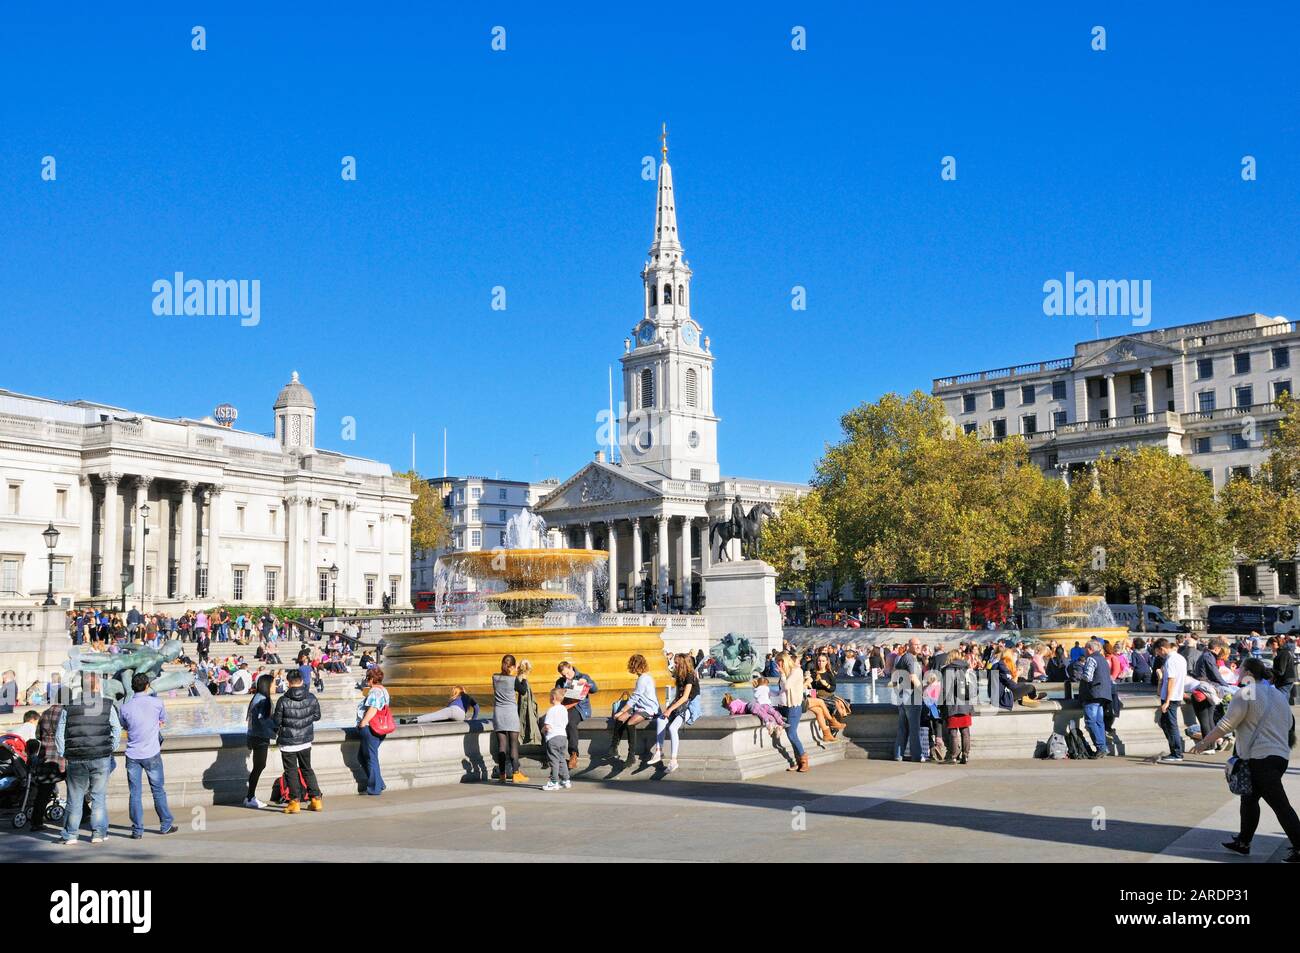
274, 371, 315, 410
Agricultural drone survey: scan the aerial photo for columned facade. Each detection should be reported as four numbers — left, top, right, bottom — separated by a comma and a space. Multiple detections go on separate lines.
0, 372, 414, 611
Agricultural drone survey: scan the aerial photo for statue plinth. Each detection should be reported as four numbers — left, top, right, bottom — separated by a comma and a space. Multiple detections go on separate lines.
701, 559, 784, 657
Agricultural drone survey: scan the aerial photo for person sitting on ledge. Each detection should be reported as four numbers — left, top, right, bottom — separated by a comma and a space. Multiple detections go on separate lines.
417, 686, 480, 724
607, 654, 658, 765
555, 661, 597, 771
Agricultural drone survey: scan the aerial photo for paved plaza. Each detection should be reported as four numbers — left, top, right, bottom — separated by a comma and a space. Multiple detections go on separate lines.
4, 752, 1296, 864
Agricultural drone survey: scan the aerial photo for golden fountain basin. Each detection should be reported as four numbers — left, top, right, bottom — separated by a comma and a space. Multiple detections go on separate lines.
383, 624, 667, 714
443, 548, 608, 588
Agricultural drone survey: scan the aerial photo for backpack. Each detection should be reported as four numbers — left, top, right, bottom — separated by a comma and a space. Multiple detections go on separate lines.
1132, 651, 1151, 679
1064, 725, 1094, 760
269, 767, 312, 804
1047, 732, 1068, 760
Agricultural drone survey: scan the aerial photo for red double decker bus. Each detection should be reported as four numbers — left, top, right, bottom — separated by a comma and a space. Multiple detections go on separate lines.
865, 583, 1011, 629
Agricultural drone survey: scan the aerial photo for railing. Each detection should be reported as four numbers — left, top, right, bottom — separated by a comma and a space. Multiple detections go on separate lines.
933, 356, 1074, 390
0, 609, 38, 632
1057, 410, 1179, 435
1181, 402, 1280, 425
1190, 320, 1296, 350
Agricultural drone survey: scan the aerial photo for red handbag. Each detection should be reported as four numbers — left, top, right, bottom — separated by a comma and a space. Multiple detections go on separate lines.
370, 704, 396, 735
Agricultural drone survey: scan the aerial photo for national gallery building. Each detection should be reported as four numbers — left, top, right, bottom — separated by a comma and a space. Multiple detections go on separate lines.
0, 373, 414, 611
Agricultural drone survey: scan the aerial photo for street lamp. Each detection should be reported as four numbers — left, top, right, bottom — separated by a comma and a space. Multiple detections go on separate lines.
139, 503, 150, 604
120, 569, 131, 614
42, 522, 60, 607
328, 562, 339, 616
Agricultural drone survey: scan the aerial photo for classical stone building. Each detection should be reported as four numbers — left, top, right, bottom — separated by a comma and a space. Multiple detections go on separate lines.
536, 136, 806, 611
0, 372, 414, 611
932, 312, 1299, 613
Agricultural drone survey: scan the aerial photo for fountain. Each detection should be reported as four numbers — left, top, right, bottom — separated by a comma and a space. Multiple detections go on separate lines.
383, 510, 668, 713
1022, 582, 1128, 647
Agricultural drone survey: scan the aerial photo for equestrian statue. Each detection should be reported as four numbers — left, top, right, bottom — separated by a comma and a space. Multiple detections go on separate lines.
709, 497, 775, 562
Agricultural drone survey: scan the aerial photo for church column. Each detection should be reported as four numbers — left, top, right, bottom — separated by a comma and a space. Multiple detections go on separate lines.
178, 482, 196, 600
342, 500, 355, 607
1142, 366, 1155, 417
676, 515, 691, 612
698, 516, 712, 575
605, 519, 619, 613
631, 518, 643, 611
582, 523, 594, 610
100, 473, 123, 603
207, 485, 224, 601
377, 511, 388, 608
656, 514, 670, 610
1105, 373, 1117, 423
283, 496, 299, 605
131, 476, 152, 605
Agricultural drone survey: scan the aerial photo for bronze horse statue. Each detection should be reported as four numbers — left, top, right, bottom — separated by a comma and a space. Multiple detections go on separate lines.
710, 502, 774, 562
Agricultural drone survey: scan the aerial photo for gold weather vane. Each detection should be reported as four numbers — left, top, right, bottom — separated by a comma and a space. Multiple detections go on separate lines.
661, 122, 668, 158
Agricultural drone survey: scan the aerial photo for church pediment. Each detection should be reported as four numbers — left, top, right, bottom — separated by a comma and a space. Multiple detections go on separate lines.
1074, 336, 1181, 370
536, 462, 661, 512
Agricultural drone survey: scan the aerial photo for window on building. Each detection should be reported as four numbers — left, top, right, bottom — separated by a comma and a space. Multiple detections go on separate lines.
1166, 368, 1174, 388
265, 568, 278, 602
498, 488, 507, 501
990, 389, 1005, 410
319, 570, 330, 602
499, 509, 507, 521
1234, 352, 1251, 374
1231, 465, 1252, 481
1196, 358, 1213, 380
640, 368, 655, 409
663, 283, 672, 305
991, 418, 1007, 440
321, 510, 329, 537
1279, 563, 1297, 597
1195, 437, 1212, 454
269, 509, 278, 535
1053, 410, 1067, 429
55, 487, 67, 519
499, 531, 506, 546
1198, 391, 1216, 413
471, 508, 479, 521
6, 483, 19, 515
690, 468, 702, 481
962, 394, 976, 413
472, 487, 481, 500
1231, 432, 1249, 451
1021, 414, 1037, 435
368, 523, 376, 545
1238, 564, 1259, 597
1020, 385, 1035, 405
1099, 407, 1109, 421
236, 505, 246, 532
390, 577, 400, 605
166, 563, 176, 598
963, 422, 977, 435
685, 368, 698, 408
52, 560, 66, 592
454, 533, 463, 549
455, 489, 464, 504
1, 558, 20, 595
233, 568, 246, 601
471, 530, 482, 547
365, 575, 376, 606
1129, 375, 1143, 394
1273, 347, 1290, 370
1236, 385, 1253, 408
196, 566, 208, 599
1051, 380, 1067, 401
1200, 469, 1214, 483
1274, 380, 1291, 401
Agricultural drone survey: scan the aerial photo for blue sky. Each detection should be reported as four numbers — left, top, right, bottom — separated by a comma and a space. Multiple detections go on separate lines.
1, 2, 1296, 485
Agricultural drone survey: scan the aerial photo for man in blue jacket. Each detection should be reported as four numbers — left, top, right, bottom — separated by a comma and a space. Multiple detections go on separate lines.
555, 661, 598, 771
1073, 640, 1113, 756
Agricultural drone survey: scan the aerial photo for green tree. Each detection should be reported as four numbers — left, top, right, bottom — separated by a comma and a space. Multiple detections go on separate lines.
395, 471, 452, 556
759, 487, 837, 604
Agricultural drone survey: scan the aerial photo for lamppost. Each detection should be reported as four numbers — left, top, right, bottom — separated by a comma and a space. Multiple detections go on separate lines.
329, 563, 339, 616
139, 502, 150, 606
120, 569, 131, 614
42, 522, 60, 607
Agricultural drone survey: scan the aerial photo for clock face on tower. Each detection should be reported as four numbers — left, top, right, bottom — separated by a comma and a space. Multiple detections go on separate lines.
637, 324, 656, 347
688, 430, 700, 449
681, 324, 699, 348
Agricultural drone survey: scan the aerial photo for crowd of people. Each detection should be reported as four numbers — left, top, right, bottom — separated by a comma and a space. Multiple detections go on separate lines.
6, 616, 1298, 863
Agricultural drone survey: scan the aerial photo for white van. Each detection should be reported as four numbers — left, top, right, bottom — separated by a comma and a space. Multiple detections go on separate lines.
1107, 604, 1188, 633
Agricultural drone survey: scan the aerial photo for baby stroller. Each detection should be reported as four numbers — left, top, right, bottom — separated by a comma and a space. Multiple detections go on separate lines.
0, 736, 66, 829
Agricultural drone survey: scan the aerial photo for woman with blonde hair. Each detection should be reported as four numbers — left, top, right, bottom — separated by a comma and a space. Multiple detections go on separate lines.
607, 654, 659, 764
776, 652, 809, 772
415, 685, 479, 723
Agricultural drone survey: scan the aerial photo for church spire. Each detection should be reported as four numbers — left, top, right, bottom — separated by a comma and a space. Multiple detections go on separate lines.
650, 123, 681, 258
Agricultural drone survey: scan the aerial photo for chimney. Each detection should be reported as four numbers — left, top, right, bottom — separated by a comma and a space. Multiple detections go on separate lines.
595, 450, 606, 463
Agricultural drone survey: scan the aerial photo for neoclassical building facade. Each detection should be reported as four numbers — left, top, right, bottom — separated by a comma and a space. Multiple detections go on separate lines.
0, 373, 414, 611
536, 136, 806, 611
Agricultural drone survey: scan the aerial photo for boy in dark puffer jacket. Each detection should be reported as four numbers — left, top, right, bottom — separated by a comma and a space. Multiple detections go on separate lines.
273, 669, 322, 814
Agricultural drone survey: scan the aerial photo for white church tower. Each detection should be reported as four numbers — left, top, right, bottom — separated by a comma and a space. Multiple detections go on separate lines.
619, 126, 720, 482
